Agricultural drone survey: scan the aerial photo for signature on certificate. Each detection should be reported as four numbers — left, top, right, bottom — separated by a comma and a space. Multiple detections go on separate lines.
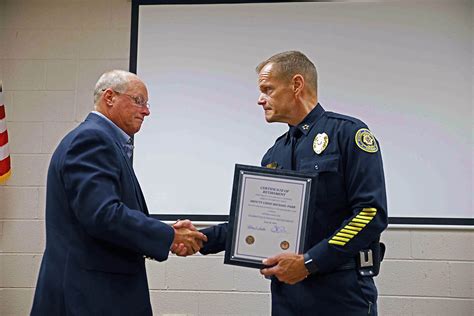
247, 224, 266, 231
271, 225, 287, 234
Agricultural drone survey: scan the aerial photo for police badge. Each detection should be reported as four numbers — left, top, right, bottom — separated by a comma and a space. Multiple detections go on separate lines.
313, 133, 329, 154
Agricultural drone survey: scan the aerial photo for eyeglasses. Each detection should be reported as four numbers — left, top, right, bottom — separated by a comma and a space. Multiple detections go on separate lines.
104, 89, 150, 109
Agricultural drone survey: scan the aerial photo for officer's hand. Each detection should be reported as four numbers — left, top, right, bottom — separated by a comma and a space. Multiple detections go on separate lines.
260, 253, 309, 285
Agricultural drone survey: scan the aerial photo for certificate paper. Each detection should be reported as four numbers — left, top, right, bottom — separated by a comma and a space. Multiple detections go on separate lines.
224, 165, 316, 269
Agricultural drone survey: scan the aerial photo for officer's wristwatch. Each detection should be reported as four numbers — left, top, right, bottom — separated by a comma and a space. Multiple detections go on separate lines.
303, 253, 318, 274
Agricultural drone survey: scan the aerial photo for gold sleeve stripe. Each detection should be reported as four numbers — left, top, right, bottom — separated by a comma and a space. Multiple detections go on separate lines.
356, 215, 373, 220
336, 232, 353, 238
332, 236, 350, 242
352, 218, 370, 224
329, 208, 378, 247
340, 229, 358, 235
345, 225, 362, 232
329, 240, 346, 246
350, 222, 367, 228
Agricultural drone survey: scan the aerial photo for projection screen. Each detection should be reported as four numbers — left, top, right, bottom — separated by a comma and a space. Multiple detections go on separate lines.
131, 0, 473, 225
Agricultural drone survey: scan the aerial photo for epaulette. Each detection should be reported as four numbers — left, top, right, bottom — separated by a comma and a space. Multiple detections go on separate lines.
261, 131, 288, 165
275, 132, 288, 142
326, 111, 366, 126
270, 131, 288, 148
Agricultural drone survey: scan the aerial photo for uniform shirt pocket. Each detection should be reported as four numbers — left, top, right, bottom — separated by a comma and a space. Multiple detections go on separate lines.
299, 154, 341, 173
299, 155, 345, 203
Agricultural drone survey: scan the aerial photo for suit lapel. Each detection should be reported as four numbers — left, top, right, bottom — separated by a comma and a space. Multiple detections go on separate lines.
115, 141, 148, 215
85, 113, 149, 215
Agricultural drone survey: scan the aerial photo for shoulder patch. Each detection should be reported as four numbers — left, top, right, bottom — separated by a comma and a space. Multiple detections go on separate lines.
355, 128, 378, 153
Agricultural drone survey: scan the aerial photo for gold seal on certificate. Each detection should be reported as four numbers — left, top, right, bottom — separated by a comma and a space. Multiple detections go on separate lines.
224, 164, 317, 269
245, 235, 255, 245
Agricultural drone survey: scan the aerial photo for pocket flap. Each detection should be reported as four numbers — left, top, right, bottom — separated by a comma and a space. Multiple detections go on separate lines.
300, 155, 340, 173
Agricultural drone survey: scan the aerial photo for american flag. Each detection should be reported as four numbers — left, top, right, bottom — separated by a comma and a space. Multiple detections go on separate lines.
0, 81, 11, 183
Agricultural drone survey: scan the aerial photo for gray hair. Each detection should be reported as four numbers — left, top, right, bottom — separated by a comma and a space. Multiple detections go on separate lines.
256, 51, 318, 94
93, 70, 139, 105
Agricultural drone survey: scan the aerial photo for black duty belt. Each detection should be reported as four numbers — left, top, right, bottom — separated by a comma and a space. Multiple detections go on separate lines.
333, 258, 357, 272
330, 244, 384, 277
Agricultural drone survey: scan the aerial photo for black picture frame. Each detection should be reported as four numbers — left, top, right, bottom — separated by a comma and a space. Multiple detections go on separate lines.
224, 164, 318, 269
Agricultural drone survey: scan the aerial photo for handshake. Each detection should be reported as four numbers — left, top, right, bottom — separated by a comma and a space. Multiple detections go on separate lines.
170, 220, 208, 256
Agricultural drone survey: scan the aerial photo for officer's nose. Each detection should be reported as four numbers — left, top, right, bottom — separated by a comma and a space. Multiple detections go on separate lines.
257, 93, 266, 106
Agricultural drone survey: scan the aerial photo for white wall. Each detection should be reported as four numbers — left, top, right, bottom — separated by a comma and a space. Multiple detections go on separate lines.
0, 1, 472, 315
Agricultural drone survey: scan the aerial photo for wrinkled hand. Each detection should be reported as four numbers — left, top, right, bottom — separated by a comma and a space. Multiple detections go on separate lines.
171, 220, 207, 256
260, 253, 309, 285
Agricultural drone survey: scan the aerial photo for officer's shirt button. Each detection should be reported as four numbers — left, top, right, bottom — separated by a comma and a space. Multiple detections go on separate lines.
314, 164, 319, 170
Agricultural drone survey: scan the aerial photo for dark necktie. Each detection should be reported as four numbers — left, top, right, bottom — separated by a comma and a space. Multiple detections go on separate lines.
289, 126, 302, 170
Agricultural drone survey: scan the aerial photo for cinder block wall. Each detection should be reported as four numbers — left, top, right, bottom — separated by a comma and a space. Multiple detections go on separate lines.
0, 1, 472, 315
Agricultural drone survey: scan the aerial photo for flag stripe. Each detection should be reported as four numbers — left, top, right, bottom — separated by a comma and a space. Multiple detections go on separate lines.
0, 130, 8, 147
0, 143, 9, 160
0, 100, 11, 184
0, 169, 11, 183
0, 156, 11, 174
0, 118, 6, 134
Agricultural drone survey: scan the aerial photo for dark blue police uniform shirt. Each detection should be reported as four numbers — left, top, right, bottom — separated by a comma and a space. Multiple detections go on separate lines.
200, 103, 387, 315
261, 103, 388, 273
200, 104, 387, 269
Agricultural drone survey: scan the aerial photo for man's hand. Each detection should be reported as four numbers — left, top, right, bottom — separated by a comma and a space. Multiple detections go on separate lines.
170, 220, 207, 256
173, 219, 196, 231
260, 253, 309, 285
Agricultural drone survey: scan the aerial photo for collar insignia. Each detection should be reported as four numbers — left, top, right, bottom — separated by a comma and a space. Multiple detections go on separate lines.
313, 133, 329, 155
265, 162, 279, 169
355, 128, 378, 153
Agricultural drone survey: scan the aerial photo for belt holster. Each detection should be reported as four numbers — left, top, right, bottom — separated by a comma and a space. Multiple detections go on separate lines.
357, 241, 385, 277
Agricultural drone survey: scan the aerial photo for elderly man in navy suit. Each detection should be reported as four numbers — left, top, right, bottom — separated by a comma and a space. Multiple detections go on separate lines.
31, 70, 206, 316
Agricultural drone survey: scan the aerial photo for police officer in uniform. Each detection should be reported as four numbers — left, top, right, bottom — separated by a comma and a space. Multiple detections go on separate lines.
198, 51, 388, 315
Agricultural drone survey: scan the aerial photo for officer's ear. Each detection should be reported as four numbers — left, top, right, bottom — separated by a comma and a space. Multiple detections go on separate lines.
292, 74, 304, 96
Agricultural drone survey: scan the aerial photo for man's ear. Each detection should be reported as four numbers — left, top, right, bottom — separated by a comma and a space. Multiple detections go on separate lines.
292, 74, 305, 96
103, 89, 114, 106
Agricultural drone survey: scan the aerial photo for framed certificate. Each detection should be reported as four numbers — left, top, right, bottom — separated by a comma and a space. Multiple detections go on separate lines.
224, 164, 317, 269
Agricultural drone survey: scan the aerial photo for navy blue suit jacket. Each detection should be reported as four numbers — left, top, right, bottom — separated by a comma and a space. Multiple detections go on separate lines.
31, 113, 174, 316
